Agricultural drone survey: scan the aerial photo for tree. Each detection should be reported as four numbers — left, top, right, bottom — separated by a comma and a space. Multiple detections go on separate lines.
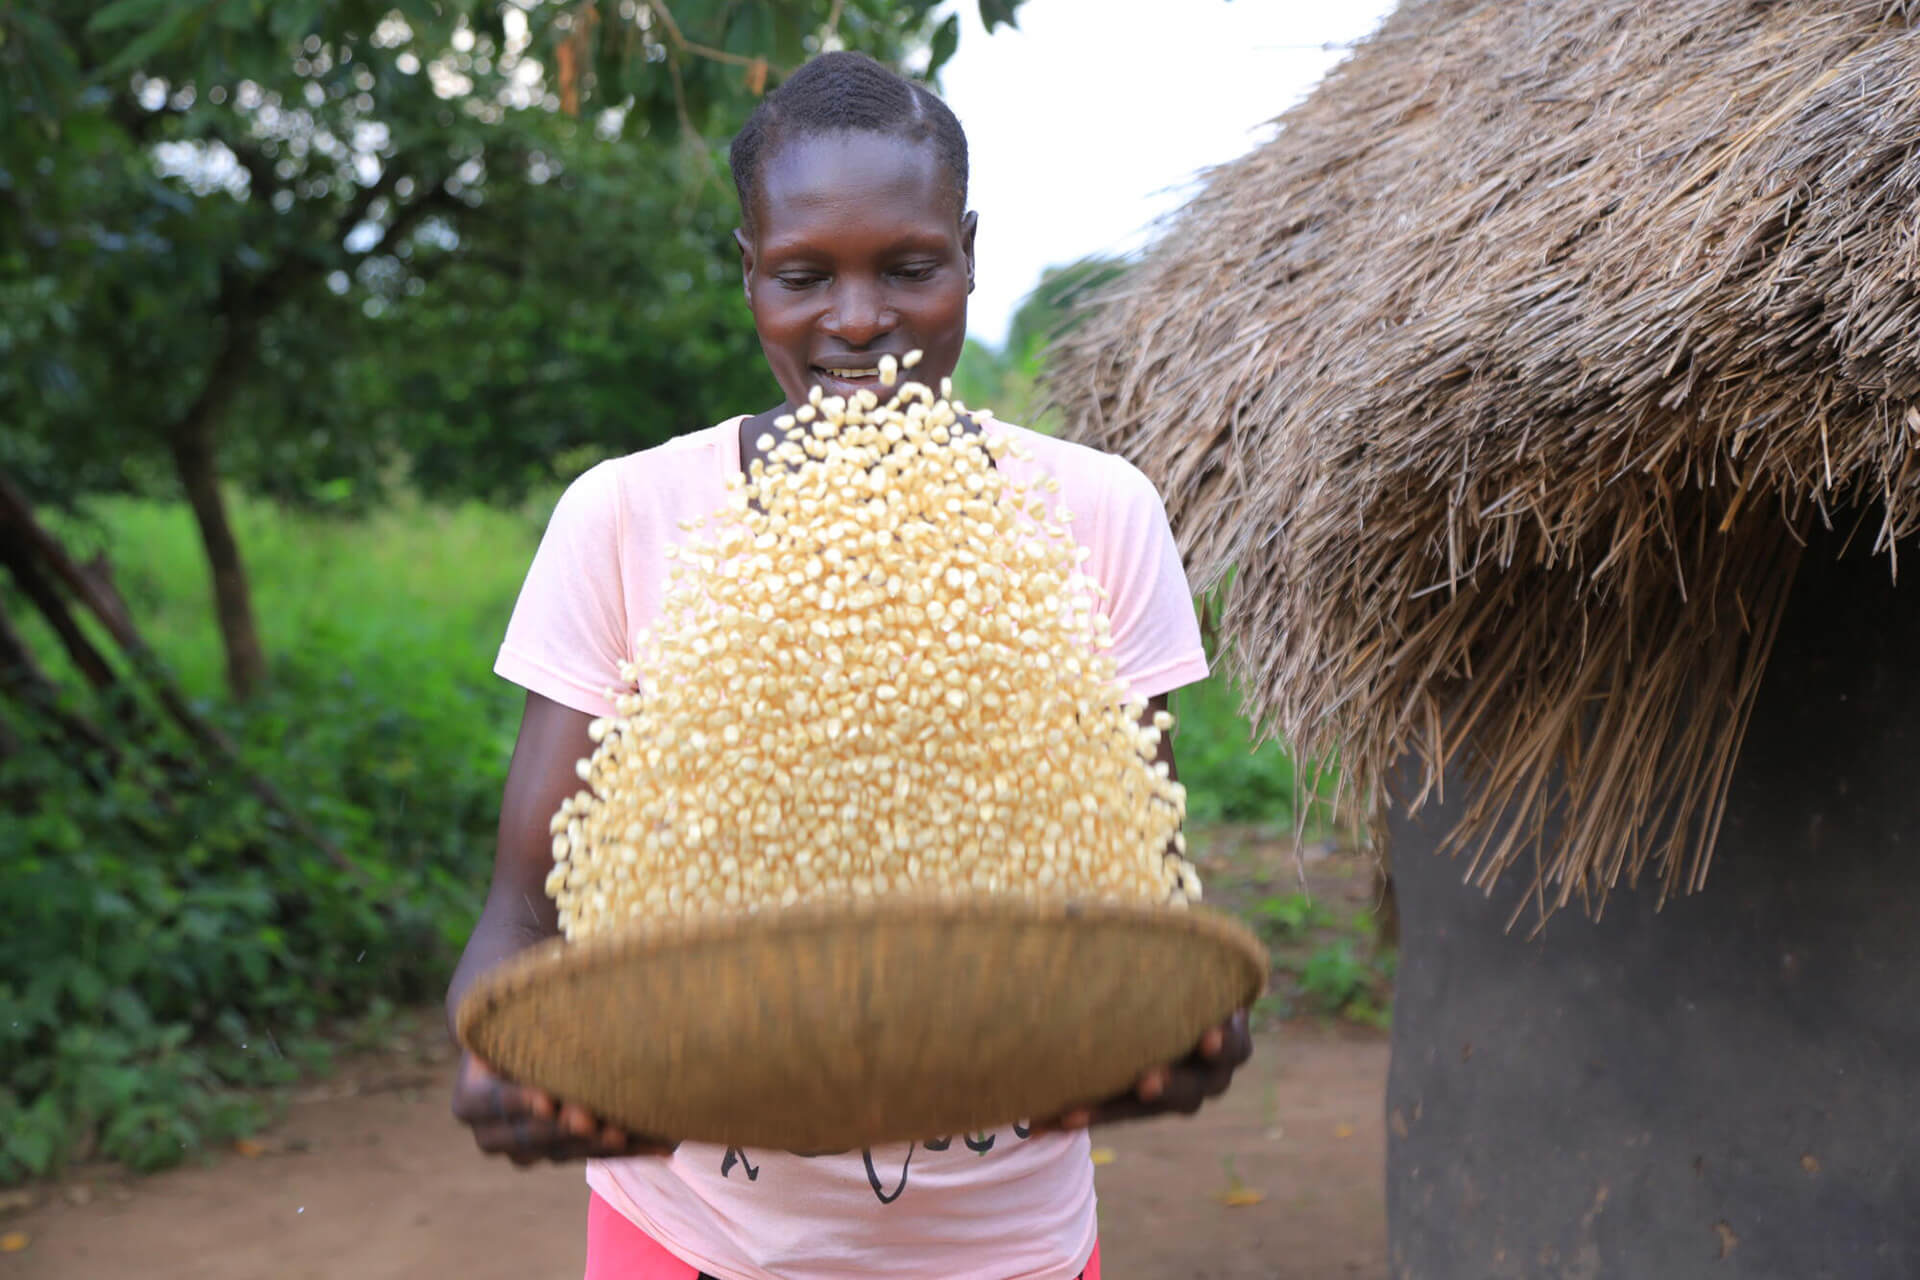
1, 0, 1026, 698
1005, 254, 1129, 360
954, 254, 1128, 429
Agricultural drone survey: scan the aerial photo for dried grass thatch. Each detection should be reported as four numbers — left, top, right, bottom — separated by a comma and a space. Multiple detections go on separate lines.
1045, 0, 1920, 918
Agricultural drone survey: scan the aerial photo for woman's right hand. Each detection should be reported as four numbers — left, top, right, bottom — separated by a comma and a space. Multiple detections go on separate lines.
451, 1051, 675, 1166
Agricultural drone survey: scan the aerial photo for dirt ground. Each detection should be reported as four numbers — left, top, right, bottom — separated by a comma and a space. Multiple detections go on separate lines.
0, 1014, 1386, 1279
3, 837, 1390, 1278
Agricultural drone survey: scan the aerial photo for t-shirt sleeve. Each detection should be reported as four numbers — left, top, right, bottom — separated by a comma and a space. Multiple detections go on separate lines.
1096, 457, 1211, 701
494, 461, 632, 719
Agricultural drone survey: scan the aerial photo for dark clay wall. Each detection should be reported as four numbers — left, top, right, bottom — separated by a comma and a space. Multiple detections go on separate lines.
1385, 527, 1920, 1279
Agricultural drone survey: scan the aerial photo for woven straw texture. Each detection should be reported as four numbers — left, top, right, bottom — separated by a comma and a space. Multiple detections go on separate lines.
1045, 0, 1920, 920
456, 896, 1267, 1152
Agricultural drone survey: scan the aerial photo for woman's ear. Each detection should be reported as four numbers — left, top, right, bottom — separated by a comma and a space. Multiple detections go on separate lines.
960, 212, 978, 293
733, 228, 755, 303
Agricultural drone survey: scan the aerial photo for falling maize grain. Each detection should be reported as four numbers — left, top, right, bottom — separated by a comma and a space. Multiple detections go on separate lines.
548, 375, 1199, 940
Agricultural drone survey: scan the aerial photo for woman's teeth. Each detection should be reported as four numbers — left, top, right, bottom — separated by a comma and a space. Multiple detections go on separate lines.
822, 367, 879, 379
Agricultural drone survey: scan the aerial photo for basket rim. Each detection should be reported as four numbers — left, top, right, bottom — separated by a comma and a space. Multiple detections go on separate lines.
455, 895, 1268, 1057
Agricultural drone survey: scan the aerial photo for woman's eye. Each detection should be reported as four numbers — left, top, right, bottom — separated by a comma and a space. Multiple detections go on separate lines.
776, 273, 825, 289
892, 264, 938, 282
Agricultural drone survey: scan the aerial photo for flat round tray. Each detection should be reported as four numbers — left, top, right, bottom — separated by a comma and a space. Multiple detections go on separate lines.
455, 896, 1268, 1152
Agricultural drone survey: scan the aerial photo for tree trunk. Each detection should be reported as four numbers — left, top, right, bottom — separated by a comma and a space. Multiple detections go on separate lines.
0, 524, 118, 692
0, 592, 121, 772
0, 471, 359, 874
168, 420, 266, 700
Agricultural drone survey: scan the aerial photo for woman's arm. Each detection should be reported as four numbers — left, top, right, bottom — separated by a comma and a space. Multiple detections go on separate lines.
446, 690, 672, 1165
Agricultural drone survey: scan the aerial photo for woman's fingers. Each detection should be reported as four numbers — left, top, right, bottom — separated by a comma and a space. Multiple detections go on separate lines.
559, 1102, 599, 1138
452, 1055, 514, 1125
469, 1116, 565, 1159
455, 1053, 666, 1164
1026, 1108, 1094, 1135
1168, 1013, 1251, 1111
468, 1115, 644, 1165
1068, 1011, 1258, 1126
1193, 1010, 1253, 1064
476, 1011, 1259, 1155
1213, 1009, 1254, 1066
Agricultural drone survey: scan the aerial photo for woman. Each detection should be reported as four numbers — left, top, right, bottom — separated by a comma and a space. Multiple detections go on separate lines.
446, 50, 1252, 1280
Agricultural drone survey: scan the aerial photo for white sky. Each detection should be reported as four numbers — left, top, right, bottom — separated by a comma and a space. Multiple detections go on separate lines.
937, 0, 1396, 347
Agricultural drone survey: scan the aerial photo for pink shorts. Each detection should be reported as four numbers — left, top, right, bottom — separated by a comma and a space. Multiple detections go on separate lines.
584, 1191, 1103, 1279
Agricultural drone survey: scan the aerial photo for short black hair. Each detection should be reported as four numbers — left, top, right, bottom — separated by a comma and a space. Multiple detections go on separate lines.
729, 51, 969, 234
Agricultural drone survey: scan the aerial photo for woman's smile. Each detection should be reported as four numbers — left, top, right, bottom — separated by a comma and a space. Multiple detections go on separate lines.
810, 352, 912, 400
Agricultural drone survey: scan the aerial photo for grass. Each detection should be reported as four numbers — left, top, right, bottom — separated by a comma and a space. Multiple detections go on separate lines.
45, 490, 553, 702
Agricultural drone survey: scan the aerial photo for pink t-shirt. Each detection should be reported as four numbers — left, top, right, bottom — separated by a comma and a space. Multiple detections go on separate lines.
495, 417, 1210, 1280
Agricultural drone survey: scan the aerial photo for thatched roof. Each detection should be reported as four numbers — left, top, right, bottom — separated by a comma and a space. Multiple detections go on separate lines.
1045, 0, 1920, 918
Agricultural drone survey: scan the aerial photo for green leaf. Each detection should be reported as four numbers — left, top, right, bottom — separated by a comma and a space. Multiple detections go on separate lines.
86, 0, 180, 35
91, 6, 207, 80
6, 1126, 55, 1176
925, 14, 960, 78
9, 9, 85, 107
214, 1, 262, 32
977, 0, 1022, 34
65, 966, 108, 1013
267, 0, 323, 42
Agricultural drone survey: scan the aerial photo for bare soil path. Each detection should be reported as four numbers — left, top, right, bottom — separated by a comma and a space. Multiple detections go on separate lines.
0, 1017, 1385, 1279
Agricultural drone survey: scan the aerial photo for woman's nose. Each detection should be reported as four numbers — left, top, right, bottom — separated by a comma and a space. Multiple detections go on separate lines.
824, 282, 891, 346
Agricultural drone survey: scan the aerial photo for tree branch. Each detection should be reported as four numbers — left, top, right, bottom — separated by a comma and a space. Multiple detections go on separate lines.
644, 0, 792, 73
355, 177, 465, 259
0, 473, 364, 881
107, 95, 186, 144
0, 592, 123, 773
226, 134, 288, 204
331, 159, 412, 255
0, 534, 118, 693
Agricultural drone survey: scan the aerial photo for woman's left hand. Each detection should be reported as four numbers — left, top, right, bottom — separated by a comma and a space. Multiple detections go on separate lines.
1030, 1009, 1254, 1133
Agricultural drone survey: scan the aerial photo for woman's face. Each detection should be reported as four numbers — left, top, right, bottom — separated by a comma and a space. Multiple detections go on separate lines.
737, 131, 976, 410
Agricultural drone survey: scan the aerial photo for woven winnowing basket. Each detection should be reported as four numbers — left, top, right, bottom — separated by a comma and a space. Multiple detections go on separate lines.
456, 895, 1267, 1152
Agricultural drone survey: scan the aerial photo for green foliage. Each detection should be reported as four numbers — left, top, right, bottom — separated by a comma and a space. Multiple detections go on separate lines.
1241, 884, 1393, 1028
950, 338, 1012, 415
0, 712, 463, 1181
362, 136, 777, 504
955, 255, 1129, 434
1297, 938, 1394, 1027
0, 493, 536, 1184
44, 491, 542, 697
2, 1, 1028, 513
1170, 673, 1337, 830
1003, 255, 1127, 360
1250, 891, 1333, 941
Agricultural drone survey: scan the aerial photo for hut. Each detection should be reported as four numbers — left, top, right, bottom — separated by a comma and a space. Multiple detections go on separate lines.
1047, 0, 1920, 1273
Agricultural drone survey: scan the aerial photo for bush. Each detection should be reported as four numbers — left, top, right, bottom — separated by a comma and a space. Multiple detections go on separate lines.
0, 492, 536, 1183
0, 714, 438, 1179
1170, 674, 1337, 830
